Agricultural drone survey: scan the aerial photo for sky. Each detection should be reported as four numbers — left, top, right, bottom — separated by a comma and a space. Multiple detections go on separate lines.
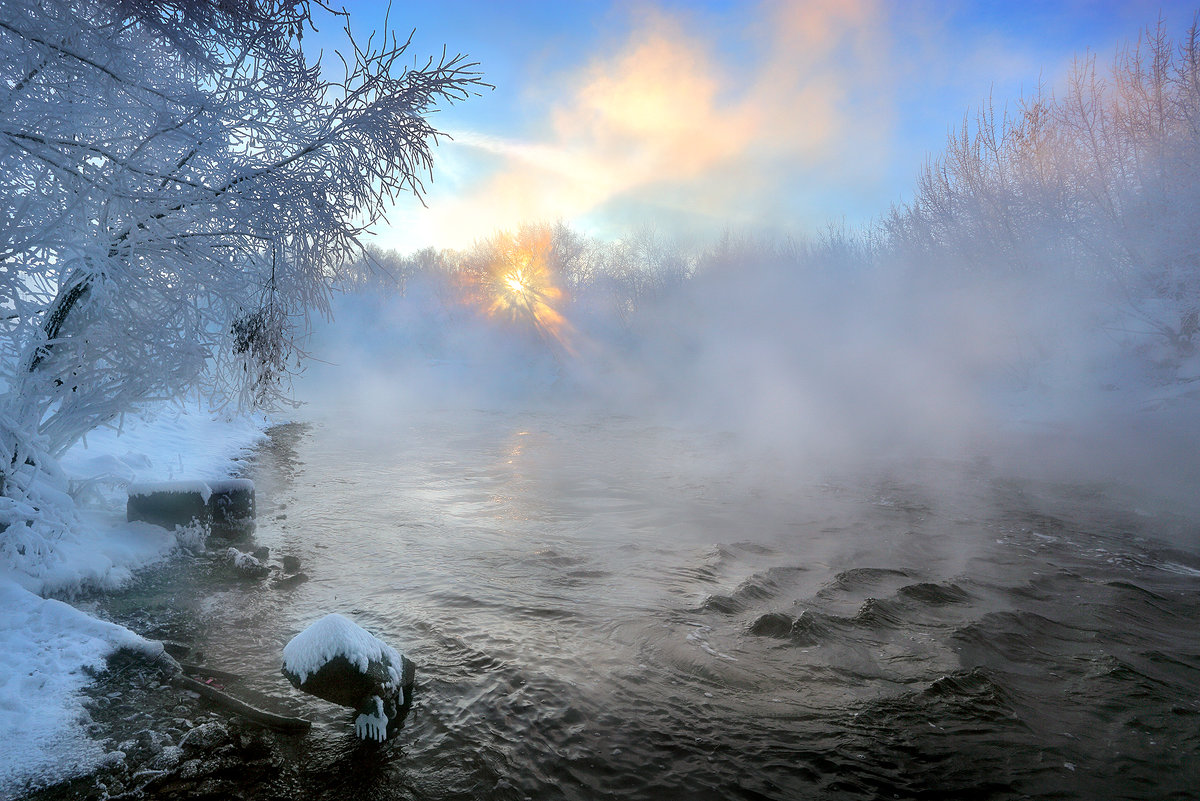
305, 0, 1199, 253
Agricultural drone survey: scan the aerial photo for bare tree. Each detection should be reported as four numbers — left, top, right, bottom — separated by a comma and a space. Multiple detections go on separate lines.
0, 0, 485, 572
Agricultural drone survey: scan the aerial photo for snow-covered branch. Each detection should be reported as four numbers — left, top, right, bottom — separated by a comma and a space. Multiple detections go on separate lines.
0, 0, 485, 571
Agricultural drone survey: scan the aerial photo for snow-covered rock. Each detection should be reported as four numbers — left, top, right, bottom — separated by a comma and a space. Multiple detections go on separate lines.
282, 613, 403, 686
225, 547, 269, 579
281, 613, 415, 741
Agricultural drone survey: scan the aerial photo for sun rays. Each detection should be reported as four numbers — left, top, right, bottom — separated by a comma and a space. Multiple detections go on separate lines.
457, 226, 575, 356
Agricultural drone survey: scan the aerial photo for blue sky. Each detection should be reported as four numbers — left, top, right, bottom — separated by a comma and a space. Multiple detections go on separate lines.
307, 1, 1199, 252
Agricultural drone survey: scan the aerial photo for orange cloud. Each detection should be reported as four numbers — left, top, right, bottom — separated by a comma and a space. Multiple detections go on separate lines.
557, 10, 752, 180
388, 0, 893, 250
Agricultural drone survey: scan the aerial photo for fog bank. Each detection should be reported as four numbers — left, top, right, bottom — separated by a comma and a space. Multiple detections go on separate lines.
296, 229, 1200, 529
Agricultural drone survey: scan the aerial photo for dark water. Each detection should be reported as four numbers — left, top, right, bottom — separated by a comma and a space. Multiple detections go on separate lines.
127, 410, 1200, 799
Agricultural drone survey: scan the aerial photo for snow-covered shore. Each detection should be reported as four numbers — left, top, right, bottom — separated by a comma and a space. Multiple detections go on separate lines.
0, 408, 268, 798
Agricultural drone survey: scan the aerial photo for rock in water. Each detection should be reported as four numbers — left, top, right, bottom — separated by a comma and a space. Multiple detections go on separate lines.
226, 547, 270, 579
281, 613, 415, 741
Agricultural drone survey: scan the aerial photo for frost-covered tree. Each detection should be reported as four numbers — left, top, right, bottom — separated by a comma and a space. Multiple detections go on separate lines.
0, 0, 484, 572
884, 16, 1200, 358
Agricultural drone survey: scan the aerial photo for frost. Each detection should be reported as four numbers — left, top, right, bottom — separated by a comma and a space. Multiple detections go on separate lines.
282, 613, 403, 686
175, 520, 207, 552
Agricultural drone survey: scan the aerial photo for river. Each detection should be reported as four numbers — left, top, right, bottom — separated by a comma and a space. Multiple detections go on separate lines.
105, 402, 1200, 800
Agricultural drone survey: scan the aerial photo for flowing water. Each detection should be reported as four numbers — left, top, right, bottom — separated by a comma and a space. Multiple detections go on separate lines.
118, 408, 1200, 800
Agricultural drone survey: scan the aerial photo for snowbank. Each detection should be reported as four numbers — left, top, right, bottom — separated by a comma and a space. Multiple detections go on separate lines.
61, 409, 266, 518
282, 613, 403, 686
0, 407, 269, 797
0, 582, 161, 796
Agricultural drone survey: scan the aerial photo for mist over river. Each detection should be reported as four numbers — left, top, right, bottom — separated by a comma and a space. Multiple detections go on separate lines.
116, 396, 1200, 800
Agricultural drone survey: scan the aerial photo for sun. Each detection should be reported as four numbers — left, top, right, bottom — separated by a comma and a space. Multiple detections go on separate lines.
456, 227, 576, 356
504, 271, 528, 296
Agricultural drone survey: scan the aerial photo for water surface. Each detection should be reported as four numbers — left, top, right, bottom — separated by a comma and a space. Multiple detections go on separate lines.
133, 408, 1200, 799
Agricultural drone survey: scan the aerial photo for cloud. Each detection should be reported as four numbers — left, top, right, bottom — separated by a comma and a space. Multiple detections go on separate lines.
385, 0, 895, 250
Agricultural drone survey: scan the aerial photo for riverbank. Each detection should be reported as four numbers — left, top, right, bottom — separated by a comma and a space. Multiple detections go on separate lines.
16, 420, 388, 801
18, 550, 314, 801
0, 408, 270, 799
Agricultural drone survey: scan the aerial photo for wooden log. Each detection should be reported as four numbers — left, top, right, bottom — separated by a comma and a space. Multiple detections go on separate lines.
172, 674, 311, 732
179, 662, 244, 683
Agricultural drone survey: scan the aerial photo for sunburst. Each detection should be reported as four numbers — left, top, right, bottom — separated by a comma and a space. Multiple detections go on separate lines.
459, 228, 574, 355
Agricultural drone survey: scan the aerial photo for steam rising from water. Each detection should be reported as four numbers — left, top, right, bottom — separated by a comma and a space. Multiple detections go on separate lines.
308, 4, 1200, 530
301, 233, 1200, 533
219, 274, 1200, 795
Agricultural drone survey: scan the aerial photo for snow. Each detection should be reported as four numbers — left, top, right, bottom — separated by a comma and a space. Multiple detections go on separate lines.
128, 480, 215, 504
61, 409, 265, 515
0, 581, 162, 796
208, 478, 255, 494
126, 477, 256, 505
0, 406, 268, 798
282, 613, 404, 687
7, 408, 266, 599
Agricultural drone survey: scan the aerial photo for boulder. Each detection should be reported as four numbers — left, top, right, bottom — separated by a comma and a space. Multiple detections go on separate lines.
226, 547, 270, 579
281, 613, 415, 741
273, 572, 308, 589
285, 653, 388, 707
126, 478, 255, 539
179, 721, 231, 752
